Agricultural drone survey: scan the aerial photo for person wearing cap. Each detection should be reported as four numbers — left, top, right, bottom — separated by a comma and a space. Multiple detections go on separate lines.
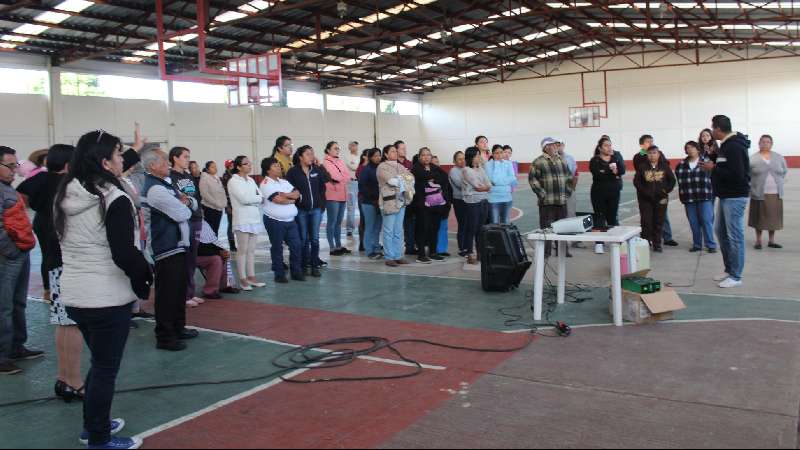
529, 138, 574, 257
485, 144, 518, 224
221, 159, 237, 252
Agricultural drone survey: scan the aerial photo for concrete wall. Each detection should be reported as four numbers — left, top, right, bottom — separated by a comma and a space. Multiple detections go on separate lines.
420, 58, 800, 165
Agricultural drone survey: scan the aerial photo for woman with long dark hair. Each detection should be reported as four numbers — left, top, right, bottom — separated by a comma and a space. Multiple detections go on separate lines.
272, 136, 293, 177
358, 148, 383, 259
323, 141, 352, 256
590, 137, 625, 254
54, 130, 152, 449
18, 145, 86, 402
286, 145, 326, 277
462, 146, 492, 265
699, 128, 720, 159
411, 147, 451, 263
228, 155, 265, 290
199, 161, 227, 235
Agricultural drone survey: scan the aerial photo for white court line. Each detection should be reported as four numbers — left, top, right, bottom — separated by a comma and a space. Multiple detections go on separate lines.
132, 368, 309, 440
184, 325, 447, 371
502, 317, 800, 334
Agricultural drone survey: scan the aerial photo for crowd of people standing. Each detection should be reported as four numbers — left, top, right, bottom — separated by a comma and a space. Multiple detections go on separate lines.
0, 113, 790, 449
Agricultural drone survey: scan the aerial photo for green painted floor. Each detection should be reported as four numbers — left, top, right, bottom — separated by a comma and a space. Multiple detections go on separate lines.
226, 266, 800, 331
0, 304, 293, 449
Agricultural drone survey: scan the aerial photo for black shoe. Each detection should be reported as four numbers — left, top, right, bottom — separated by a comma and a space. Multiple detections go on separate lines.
654, 247, 664, 253
341, 248, 352, 255
690, 247, 702, 253
179, 329, 200, 340
458, 250, 469, 258
317, 260, 328, 267
707, 248, 718, 254
664, 240, 679, 247
291, 274, 306, 282
0, 362, 22, 375
129, 321, 139, 329
330, 249, 345, 256
566, 252, 573, 258
754, 244, 763, 250
768, 243, 783, 249
311, 268, 322, 278
11, 347, 44, 362
416, 256, 433, 264
157, 341, 187, 352
431, 255, 446, 262
220, 287, 241, 294
275, 276, 289, 284
55, 381, 84, 403
203, 293, 223, 300
439, 252, 451, 257
132, 312, 155, 319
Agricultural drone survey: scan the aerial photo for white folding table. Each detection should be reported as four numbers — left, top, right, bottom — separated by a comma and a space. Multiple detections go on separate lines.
527, 226, 643, 327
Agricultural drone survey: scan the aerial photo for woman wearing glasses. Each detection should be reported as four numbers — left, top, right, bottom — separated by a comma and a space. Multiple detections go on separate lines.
228, 156, 265, 290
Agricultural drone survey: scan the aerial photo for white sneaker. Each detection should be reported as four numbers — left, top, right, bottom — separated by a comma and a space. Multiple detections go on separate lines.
713, 273, 730, 282
239, 284, 253, 292
186, 300, 199, 308
249, 282, 266, 288
719, 278, 742, 289
192, 297, 205, 305
594, 244, 605, 254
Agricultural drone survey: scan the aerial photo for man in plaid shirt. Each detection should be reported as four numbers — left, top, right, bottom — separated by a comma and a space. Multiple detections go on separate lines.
675, 141, 717, 253
529, 137, 574, 257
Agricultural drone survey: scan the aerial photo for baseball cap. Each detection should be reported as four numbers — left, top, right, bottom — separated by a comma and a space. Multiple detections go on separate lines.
540, 137, 562, 150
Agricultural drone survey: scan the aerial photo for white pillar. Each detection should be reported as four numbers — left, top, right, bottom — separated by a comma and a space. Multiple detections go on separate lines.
165, 80, 178, 150
47, 64, 64, 146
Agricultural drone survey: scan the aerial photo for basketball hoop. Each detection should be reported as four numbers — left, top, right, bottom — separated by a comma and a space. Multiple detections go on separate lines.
226, 53, 283, 107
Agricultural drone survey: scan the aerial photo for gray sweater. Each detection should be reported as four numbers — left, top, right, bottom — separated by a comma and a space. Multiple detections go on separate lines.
449, 167, 465, 201
463, 167, 491, 204
750, 152, 788, 200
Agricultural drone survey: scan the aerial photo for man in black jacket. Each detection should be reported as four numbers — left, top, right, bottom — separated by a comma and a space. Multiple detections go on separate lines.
703, 115, 751, 288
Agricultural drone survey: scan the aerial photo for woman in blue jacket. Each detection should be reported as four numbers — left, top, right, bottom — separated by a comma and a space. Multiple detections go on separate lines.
286, 146, 326, 278
485, 145, 518, 224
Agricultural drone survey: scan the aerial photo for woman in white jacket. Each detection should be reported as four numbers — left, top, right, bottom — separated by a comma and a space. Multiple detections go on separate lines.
227, 155, 264, 290
53, 130, 152, 450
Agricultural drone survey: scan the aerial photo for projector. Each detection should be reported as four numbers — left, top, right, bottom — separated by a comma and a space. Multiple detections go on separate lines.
552, 215, 593, 235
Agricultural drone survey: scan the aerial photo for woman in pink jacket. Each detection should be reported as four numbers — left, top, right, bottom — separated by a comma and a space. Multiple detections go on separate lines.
323, 141, 352, 256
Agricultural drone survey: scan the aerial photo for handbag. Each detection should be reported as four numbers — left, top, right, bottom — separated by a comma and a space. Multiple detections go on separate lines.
424, 184, 447, 207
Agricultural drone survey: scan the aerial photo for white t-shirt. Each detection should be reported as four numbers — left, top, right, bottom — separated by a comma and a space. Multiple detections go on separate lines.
260, 177, 299, 222
345, 151, 361, 176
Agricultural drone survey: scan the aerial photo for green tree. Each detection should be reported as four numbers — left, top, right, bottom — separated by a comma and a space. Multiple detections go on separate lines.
60, 73, 106, 96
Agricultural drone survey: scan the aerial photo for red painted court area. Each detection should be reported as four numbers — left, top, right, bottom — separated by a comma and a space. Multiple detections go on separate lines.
143, 300, 533, 449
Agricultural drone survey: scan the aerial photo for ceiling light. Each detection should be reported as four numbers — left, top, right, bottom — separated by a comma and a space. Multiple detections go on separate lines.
14, 24, 50, 35
35, 11, 71, 24
215, 11, 247, 22
54, 0, 94, 13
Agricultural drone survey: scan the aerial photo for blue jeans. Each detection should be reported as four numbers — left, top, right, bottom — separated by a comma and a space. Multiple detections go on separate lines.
362, 203, 383, 256
264, 217, 303, 278
325, 201, 346, 250
663, 212, 673, 241
382, 207, 406, 261
346, 181, 358, 235
684, 201, 717, 250
66, 303, 132, 446
0, 252, 30, 364
437, 218, 449, 254
716, 197, 748, 281
491, 201, 513, 224
296, 208, 323, 269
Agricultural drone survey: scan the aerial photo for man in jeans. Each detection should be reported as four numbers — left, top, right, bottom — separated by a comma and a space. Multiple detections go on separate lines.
529, 138, 574, 258
703, 115, 751, 288
0, 146, 44, 375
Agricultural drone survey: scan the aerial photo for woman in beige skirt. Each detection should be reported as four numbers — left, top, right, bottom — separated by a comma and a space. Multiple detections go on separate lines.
749, 135, 788, 249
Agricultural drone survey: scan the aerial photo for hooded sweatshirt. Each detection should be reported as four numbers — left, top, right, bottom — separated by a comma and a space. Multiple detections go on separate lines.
713, 132, 751, 199
634, 157, 677, 202
59, 179, 152, 308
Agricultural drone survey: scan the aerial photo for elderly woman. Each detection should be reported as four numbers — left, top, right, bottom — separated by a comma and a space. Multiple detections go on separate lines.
749, 135, 788, 250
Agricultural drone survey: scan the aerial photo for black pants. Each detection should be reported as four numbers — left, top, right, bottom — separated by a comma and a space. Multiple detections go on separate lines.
203, 206, 223, 236
33, 223, 58, 291
155, 253, 187, 345
540, 205, 568, 257
591, 185, 621, 227
66, 303, 132, 446
415, 207, 440, 258
464, 200, 489, 255
452, 199, 467, 253
404, 207, 416, 254
226, 209, 237, 252
639, 196, 668, 248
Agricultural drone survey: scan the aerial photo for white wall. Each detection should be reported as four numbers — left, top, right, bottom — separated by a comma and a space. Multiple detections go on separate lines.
421, 58, 800, 163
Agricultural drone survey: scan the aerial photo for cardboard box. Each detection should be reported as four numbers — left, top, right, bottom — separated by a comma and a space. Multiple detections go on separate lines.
612, 271, 687, 324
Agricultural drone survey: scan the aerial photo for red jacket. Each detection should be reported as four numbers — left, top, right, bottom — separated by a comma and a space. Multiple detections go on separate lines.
1, 183, 35, 257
